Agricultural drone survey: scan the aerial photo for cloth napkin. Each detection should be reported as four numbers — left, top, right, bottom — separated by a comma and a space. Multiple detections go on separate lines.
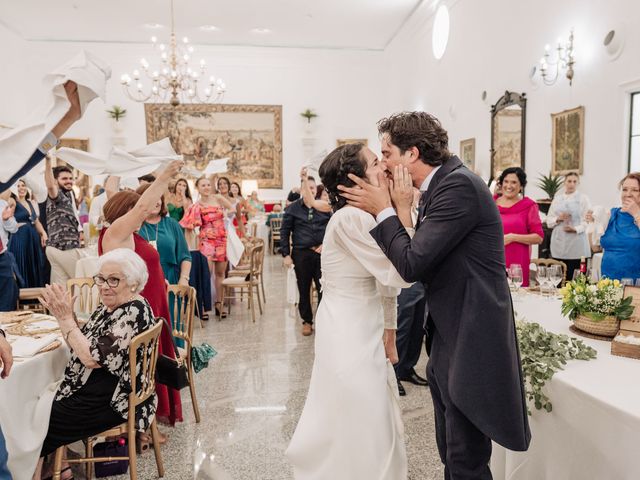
11, 334, 59, 358
56, 137, 182, 177
0, 50, 111, 183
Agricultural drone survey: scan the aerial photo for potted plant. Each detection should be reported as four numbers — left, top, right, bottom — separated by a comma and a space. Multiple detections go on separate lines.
300, 108, 318, 124
560, 276, 635, 337
536, 172, 563, 214
107, 105, 127, 134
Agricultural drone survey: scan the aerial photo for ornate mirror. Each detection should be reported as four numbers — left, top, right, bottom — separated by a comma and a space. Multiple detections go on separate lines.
490, 91, 527, 182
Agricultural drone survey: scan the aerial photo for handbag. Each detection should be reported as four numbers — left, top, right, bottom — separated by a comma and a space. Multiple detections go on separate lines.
155, 318, 190, 390
94, 438, 129, 477
286, 266, 299, 305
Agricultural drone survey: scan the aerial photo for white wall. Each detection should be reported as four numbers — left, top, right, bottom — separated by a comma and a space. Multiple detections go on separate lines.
384, 0, 640, 208
0, 25, 387, 200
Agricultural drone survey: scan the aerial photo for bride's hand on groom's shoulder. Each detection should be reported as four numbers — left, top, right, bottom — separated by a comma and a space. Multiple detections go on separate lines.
338, 172, 392, 216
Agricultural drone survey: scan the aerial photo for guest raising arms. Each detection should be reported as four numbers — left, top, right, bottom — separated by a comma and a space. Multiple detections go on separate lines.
181, 177, 234, 318
494, 167, 543, 287
9, 179, 47, 288
99, 159, 185, 427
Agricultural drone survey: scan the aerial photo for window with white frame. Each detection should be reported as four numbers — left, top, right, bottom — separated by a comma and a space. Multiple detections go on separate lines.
630, 92, 640, 172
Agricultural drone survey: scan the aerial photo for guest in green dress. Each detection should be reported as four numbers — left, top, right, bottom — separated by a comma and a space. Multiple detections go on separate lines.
138, 184, 192, 345
166, 177, 193, 223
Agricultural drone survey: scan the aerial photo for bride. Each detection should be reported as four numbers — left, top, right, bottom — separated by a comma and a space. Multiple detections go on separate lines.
286, 143, 414, 479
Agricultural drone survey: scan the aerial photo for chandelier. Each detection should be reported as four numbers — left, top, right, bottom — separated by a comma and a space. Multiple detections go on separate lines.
538, 30, 575, 86
120, 0, 226, 106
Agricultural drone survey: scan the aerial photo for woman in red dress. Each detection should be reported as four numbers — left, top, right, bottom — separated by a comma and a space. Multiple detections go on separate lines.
494, 167, 544, 286
99, 160, 184, 429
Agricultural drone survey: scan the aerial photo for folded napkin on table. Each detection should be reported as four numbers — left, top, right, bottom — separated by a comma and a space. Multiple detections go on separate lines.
11, 334, 59, 358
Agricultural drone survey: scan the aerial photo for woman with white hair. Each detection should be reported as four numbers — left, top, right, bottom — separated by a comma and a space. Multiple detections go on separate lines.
34, 249, 156, 480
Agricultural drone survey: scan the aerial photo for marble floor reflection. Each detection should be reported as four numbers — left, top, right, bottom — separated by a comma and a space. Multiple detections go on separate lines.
96, 254, 443, 480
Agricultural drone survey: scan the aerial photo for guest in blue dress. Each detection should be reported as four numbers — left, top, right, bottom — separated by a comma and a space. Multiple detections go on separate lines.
600, 173, 640, 280
9, 180, 47, 288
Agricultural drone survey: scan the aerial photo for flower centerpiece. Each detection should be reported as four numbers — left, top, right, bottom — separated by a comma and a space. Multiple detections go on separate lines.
560, 276, 635, 337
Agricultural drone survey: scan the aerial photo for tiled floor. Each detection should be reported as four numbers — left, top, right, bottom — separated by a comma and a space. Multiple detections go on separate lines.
94, 255, 443, 479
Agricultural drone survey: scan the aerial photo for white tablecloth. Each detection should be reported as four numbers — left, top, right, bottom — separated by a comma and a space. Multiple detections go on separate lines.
491, 293, 640, 480
0, 339, 69, 479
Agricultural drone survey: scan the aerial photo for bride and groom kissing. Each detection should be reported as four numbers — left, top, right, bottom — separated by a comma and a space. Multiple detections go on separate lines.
285, 111, 531, 480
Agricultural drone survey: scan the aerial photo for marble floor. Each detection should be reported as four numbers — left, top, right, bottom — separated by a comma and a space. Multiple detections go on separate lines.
95, 254, 443, 479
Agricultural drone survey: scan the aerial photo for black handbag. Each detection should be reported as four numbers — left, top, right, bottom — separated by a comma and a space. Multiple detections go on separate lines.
94, 438, 129, 477
155, 318, 190, 390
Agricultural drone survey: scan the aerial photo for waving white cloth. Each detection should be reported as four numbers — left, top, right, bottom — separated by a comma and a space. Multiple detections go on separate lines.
0, 50, 111, 183
56, 137, 182, 177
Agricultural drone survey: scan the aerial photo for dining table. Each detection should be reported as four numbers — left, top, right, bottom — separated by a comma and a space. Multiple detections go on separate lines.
0, 312, 69, 480
490, 291, 640, 480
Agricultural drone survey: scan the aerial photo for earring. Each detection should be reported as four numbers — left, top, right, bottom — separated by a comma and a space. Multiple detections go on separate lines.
130, 287, 136, 292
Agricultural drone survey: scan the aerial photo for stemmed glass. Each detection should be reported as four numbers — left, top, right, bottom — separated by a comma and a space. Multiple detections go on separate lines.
621, 278, 634, 287
548, 265, 563, 297
536, 266, 549, 297
509, 264, 523, 298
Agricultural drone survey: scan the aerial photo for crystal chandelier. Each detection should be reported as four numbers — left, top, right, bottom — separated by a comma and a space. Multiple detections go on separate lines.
120, 0, 226, 106
539, 30, 575, 86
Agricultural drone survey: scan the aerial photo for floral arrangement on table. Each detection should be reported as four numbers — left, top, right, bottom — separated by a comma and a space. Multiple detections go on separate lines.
516, 319, 597, 413
560, 276, 634, 337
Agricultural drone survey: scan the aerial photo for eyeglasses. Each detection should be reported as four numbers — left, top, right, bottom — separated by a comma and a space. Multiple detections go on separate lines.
93, 275, 122, 288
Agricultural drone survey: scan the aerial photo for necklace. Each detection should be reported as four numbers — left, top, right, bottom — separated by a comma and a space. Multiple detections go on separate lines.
142, 220, 160, 250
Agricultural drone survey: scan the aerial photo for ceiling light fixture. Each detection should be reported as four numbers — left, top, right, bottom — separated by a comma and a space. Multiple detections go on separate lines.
199, 25, 219, 32
432, 5, 450, 60
251, 27, 272, 34
122, 0, 226, 106
538, 30, 575, 86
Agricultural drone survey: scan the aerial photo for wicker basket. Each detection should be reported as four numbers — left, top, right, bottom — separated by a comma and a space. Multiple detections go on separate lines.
573, 314, 620, 338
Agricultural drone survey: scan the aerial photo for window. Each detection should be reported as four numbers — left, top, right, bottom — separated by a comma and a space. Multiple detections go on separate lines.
630, 92, 640, 172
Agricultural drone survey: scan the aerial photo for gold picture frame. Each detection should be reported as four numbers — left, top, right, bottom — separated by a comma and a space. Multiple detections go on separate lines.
460, 138, 476, 170
336, 138, 368, 147
551, 106, 585, 175
145, 103, 283, 189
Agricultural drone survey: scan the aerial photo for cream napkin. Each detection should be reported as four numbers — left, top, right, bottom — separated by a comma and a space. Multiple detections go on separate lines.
11, 334, 59, 358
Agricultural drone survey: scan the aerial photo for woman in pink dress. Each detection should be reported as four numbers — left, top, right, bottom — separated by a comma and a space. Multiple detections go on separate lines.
181, 177, 233, 317
495, 167, 544, 286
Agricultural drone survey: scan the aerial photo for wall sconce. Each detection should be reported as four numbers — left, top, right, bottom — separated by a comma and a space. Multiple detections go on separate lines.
539, 30, 575, 86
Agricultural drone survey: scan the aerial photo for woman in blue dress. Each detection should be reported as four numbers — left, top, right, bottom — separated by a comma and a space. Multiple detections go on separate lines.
9, 179, 47, 288
600, 172, 640, 280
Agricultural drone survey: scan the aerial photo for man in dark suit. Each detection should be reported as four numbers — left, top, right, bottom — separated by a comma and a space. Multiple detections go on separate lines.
339, 112, 530, 479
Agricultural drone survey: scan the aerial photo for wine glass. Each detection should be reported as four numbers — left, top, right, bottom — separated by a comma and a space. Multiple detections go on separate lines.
536, 266, 549, 297
509, 264, 523, 297
621, 278, 634, 287
549, 265, 563, 296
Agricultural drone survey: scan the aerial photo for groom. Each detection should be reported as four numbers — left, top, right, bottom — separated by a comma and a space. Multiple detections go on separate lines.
339, 112, 530, 479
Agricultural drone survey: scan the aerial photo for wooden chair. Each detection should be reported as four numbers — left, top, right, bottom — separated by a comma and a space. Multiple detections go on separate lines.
221, 244, 264, 323
530, 258, 568, 286
52, 320, 165, 480
269, 217, 282, 254
249, 222, 258, 237
17, 288, 47, 313
67, 278, 99, 317
167, 285, 201, 423
229, 238, 266, 303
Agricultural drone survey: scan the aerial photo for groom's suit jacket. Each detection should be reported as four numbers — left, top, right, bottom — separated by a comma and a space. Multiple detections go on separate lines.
370, 156, 531, 452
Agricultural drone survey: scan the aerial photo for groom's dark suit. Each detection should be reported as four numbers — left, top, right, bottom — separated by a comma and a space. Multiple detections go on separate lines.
371, 156, 530, 479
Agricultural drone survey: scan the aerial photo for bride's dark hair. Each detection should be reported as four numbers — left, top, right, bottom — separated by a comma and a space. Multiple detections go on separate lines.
318, 143, 366, 212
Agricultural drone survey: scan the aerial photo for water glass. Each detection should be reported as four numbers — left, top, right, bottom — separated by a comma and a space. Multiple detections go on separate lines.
509, 264, 523, 297
621, 278, 634, 287
549, 265, 563, 296
536, 266, 549, 297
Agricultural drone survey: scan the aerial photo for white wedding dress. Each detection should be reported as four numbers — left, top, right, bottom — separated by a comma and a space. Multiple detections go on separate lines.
286, 206, 411, 480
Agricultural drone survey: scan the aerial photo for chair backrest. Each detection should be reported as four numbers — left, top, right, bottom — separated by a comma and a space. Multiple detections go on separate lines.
248, 244, 264, 280
128, 319, 163, 409
167, 285, 196, 349
530, 258, 568, 286
250, 238, 265, 275
249, 223, 258, 237
270, 217, 282, 234
67, 278, 99, 315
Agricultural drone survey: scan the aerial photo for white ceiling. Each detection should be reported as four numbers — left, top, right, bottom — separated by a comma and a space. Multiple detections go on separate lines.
0, 0, 424, 50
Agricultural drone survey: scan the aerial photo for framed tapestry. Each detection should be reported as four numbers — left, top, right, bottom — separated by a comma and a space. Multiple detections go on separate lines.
551, 106, 585, 175
459, 138, 476, 170
145, 103, 283, 189
336, 138, 368, 147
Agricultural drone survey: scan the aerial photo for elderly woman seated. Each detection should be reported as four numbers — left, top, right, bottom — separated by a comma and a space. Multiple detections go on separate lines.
34, 248, 156, 480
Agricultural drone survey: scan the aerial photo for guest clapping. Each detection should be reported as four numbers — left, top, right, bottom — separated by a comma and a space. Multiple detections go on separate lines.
494, 167, 543, 286
35, 249, 156, 479
600, 172, 640, 280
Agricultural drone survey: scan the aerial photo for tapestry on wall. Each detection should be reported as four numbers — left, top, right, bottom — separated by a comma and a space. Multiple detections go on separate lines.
459, 138, 475, 170
145, 103, 283, 189
551, 106, 584, 175
56, 138, 91, 189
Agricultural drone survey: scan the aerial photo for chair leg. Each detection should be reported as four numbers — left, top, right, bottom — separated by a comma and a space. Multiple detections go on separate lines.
128, 427, 138, 480
249, 289, 256, 323
86, 438, 94, 480
188, 363, 201, 423
150, 420, 165, 477
260, 274, 266, 303
52, 446, 65, 480
255, 284, 263, 315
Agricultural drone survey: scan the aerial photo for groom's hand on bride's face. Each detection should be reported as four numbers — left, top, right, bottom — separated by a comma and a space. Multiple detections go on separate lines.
338, 172, 392, 216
